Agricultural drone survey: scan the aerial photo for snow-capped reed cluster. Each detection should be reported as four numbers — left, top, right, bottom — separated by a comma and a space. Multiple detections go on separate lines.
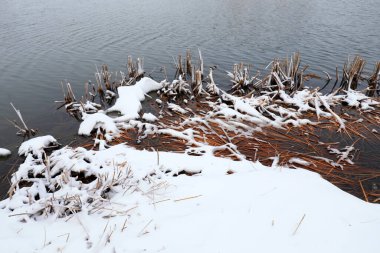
54, 51, 380, 122
2, 139, 134, 219
4, 50, 380, 214
55, 56, 145, 119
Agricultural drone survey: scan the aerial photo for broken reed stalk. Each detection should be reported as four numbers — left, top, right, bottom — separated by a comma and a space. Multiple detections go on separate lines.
126, 56, 144, 80
137, 58, 144, 77
186, 49, 192, 76
127, 56, 136, 78
101, 64, 111, 90
336, 66, 339, 82
359, 180, 369, 202
193, 70, 203, 97
198, 48, 204, 75
10, 103, 29, 132
341, 56, 366, 91
206, 67, 219, 95
9, 103, 37, 138
61, 81, 76, 104
177, 54, 184, 77
366, 62, 380, 97
95, 66, 105, 99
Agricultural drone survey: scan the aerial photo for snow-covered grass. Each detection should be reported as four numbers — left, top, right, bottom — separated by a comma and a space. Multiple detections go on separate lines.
18, 135, 58, 158
142, 112, 158, 122
78, 112, 119, 138
1, 76, 380, 253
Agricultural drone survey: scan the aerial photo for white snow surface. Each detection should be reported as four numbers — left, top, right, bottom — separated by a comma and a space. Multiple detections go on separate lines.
108, 77, 163, 121
0, 148, 11, 157
142, 112, 158, 122
342, 89, 380, 110
18, 135, 57, 158
78, 112, 119, 136
2, 83, 380, 252
1, 145, 379, 253
289, 157, 311, 166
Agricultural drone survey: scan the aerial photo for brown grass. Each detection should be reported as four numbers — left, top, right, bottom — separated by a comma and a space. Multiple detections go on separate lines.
105, 96, 380, 203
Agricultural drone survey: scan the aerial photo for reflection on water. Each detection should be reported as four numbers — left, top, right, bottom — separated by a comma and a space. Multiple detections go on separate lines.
0, 0, 379, 155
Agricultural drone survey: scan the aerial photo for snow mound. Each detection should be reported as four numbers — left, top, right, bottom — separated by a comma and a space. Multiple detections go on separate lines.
108, 77, 163, 121
18, 135, 58, 158
78, 112, 119, 136
1, 145, 380, 253
0, 148, 11, 157
142, 112, 158, 122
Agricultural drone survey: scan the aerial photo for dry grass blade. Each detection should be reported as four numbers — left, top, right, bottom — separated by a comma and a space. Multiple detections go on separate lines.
9, 103, 37, 138
366, 62, 380, 97
340, 56, 366, 91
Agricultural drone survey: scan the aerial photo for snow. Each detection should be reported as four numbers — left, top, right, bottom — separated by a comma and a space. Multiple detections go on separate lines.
108, 77, 163, 121
328, 145, 356, 165
1, 145, 379, 253
18, 135, 58, 158
142, 112, 158, 122
343, 89, 380, 110
78, 112, 119, 136
1, 77, 380, 252
167, 102, 188, 114
289, 157, 311, 166
0, 148, 11, 157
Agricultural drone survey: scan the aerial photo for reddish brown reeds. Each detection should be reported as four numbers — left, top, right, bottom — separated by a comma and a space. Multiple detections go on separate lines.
102, 95, 380, 202
366, 62, 380, 97
54, 52, 380, 203
340, 56, 366, 91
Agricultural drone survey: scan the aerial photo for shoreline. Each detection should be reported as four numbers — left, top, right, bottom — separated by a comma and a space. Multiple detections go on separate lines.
2, 53, 380, 201
1, 53, 380, 252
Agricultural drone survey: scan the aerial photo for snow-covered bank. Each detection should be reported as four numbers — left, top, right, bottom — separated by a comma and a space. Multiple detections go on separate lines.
1, 75, 380, 252
1, 144, 379, 253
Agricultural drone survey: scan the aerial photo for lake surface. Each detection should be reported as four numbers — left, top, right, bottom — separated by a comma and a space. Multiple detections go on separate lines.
1, 0, 379, 171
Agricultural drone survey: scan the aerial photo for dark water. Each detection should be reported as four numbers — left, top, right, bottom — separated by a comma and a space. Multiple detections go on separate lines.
0, 0, 379, 170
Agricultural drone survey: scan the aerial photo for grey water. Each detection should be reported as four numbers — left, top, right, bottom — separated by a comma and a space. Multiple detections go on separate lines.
0, 0, 379, 171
